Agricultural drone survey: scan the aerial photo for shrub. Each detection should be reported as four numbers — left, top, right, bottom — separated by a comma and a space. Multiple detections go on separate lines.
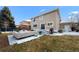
39, 31, 42, 35
15, 28, 20, 32
49, 28, 54, 34
71, 27, 75, 31
58, 29, 63, 33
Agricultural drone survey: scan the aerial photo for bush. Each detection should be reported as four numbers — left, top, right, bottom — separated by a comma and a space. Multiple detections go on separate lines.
49, 28, 54, 34
58, 29, 63, 33
39, 31, 42, 35
15, 28, 20, 32
71, 27, 75, 31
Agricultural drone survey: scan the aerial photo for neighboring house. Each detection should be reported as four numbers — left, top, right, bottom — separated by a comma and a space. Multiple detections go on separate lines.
60, 20, 78, 32
31, 9, 61, 32
19, 20, 31, 30
16, 25, 19, 28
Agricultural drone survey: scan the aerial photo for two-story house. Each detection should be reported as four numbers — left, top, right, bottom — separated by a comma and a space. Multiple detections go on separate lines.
31, 9, 61, 32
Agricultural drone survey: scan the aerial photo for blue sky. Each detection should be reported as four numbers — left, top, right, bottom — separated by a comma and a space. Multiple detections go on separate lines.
0, 6, 79, 25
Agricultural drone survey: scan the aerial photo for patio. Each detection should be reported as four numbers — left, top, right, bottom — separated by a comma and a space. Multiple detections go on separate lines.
8, 30, 79, 46
8, 34, 43, 45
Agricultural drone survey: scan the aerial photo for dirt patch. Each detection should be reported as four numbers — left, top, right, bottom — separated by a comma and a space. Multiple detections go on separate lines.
0, 33, 9, 48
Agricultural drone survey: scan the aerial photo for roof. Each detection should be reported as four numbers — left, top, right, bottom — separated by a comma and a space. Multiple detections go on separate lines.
19, 20, 31, 26
20, 20, 31, 24
31, 8, 59, 19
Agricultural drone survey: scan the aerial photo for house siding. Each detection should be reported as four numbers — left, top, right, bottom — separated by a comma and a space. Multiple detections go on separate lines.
31, 9, 60, 32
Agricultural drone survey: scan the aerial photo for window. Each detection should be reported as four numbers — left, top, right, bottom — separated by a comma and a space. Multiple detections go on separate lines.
41, 24, 45, 29
48, 23, 52, 26
33, 24, 37, 27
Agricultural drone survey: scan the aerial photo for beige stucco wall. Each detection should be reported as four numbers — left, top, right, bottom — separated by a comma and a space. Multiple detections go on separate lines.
31, 9, 60, 32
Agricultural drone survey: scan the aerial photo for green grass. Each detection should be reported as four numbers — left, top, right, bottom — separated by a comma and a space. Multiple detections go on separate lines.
0, 35, 79, 52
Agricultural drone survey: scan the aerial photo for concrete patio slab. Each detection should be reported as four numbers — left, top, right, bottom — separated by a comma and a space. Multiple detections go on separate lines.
8, 35, 43, 45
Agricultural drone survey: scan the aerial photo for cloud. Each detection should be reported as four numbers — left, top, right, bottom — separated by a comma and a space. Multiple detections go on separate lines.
40, 9, 46, 12
70, 11, 79, 15
26, 19, 31, 21
68, 16, 71, 19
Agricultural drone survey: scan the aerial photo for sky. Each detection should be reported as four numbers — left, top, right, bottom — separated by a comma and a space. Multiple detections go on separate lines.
0, 6, 79, 25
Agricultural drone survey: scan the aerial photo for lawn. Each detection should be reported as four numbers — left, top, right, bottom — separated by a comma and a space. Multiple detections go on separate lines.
0, 35, 79, 52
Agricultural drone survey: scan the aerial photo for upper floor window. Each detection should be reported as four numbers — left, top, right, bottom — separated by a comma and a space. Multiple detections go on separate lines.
48, 23, 52, 26
41, 24, 45, 29
33, 24, 37, 27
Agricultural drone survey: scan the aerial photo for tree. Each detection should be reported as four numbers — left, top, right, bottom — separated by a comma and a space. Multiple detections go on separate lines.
0, 11, 2, 28
0, 6, 16, 31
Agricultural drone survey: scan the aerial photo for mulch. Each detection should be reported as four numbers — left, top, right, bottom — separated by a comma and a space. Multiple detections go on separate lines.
0, 34, 9, 48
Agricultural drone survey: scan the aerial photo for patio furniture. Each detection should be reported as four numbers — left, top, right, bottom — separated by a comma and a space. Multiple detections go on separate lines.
12, 31, 37, 39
